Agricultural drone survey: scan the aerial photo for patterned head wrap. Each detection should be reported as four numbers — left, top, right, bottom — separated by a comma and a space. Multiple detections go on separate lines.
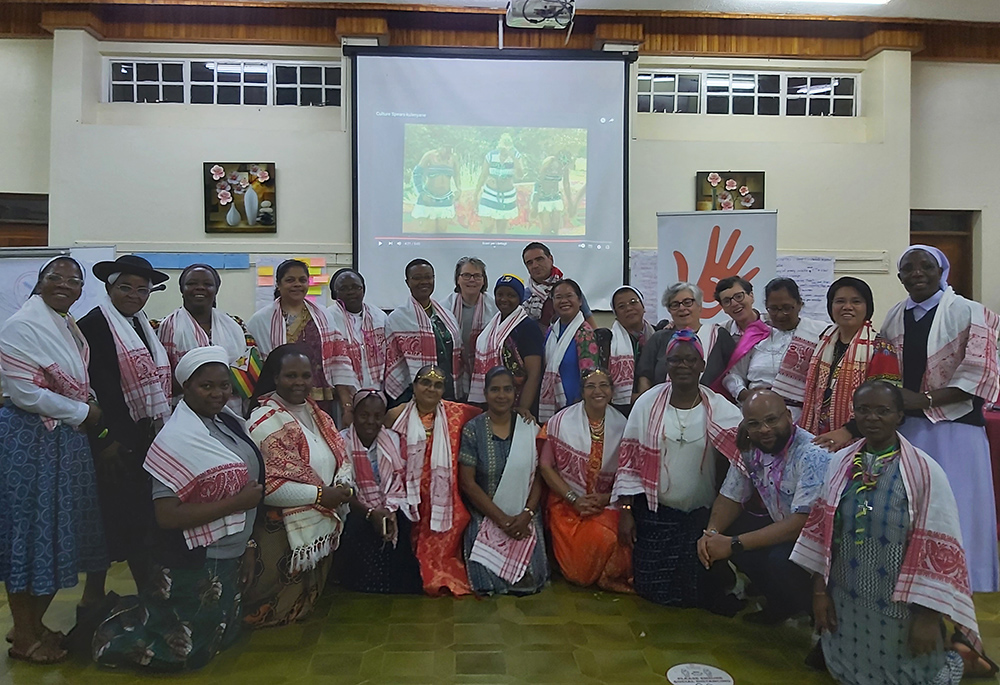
665, 328, 704, 360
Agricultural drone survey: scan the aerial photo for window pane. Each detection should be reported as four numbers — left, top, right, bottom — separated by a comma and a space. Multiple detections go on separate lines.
300, 67, 322, 85
810, 77, 832, 95
787, 76, 807, 95
758, 96, 779, 116
732, 73, 755, 93
244, 86, 267, 105
652, 94, 674, 113
276, 87, 298, 105
276, 66, 298, 85
809, 98, 831, 116
325, 67, 341, 86
190, 85, 214, 104
707, 95, 729, 114
653, 74, 675, 93
111, 84, 134, 102
786, 97, 806, 116
111, 63, 134, 82
136, 63, 159, 82
832, 98, 854, 116
244, 63, 268, 84
637, 74, 651, 93
324, 88, 341, 107
162, 63, 183, 83
217, 65, 241, 83
758, 74, 780, 94
191, 62, 214, 82
706, 73, 729, 93
217, 85, 240, 104
637, 94, 651, 112
732, 96, 754, 115
136, 84, 159, 103
300, 87, 321, 106
834, 77, 855, 96
676, 95, 698, 113
677, 75, 699, 93
162, 85, 183, 103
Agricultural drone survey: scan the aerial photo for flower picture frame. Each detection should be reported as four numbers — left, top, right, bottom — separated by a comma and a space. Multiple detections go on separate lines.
695, 171, 764, 212
204, 163, 276, 233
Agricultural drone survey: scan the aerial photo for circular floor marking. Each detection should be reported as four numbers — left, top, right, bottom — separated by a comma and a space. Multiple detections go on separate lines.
665, 663, 735, 685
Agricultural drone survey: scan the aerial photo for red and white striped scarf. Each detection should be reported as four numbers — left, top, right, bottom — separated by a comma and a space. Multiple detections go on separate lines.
328, 301, 386, 390
790, 434, 982, 652
384, 297, 463, 400
0, 295, 90, 431
612, 383, 741, 512
546, 401, 627, 496
524, 265, 563, 322
608, 319, 653, 406
392, 400, 457, 532
98, 298, 171, 422
468, 418, 540, 583
156, 306, 248, 370
248, 298, 341, 387
144, 400, 250, 549
342, 424, 407, 516
770, 318, 831, 405
539, 311, 585, 423
468, 306, 528, 404
799, 321, 879, 435
881, 287, 1000, 419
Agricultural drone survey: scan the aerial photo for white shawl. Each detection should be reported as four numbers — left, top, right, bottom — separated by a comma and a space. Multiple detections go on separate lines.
608, 319, 653, 405
246, 298, 341, 386
383, 297, 463, 400
157, 307, 247, 370
392, 400, 456, 531
98, 296, 171, 422
468, 306, 529, 404
545, 401, 627, 497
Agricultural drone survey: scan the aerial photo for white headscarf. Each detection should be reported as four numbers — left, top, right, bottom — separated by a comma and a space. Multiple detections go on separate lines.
898, 244, 950, 291
175, 345, 230, 385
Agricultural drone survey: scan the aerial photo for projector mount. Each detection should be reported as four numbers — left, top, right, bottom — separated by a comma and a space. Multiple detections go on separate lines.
505, 0, 575, 30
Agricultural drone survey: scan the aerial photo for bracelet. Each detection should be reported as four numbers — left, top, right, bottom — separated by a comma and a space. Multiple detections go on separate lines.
924, 391, 934, 408
315, 485, 323, 506
619, 503, 632, 511
344, 403, 353, 410
565, 489, 579, 504
365, 507, 375, 521
523, 506, 534, 516
246, 539, 258, 549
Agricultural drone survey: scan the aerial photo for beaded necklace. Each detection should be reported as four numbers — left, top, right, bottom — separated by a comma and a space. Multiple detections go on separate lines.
849, 442, 900, 544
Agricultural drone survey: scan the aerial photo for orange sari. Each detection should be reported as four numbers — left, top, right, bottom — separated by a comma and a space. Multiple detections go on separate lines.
541, 424, 633, 593
411, 400, 481, 596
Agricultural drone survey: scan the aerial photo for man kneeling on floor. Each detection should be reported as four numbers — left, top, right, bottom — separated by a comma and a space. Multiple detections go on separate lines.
697, 389, 832, 624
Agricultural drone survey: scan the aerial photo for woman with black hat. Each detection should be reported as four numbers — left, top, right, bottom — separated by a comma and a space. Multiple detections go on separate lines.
77, 254, 172, 603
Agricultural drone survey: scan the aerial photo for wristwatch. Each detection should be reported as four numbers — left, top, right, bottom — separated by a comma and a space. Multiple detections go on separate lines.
730, 535, 744, 556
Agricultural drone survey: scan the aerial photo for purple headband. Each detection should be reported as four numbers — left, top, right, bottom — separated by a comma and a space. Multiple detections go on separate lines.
665, 328, 704, 359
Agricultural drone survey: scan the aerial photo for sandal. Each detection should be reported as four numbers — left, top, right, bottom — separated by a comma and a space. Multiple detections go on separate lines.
6, 626, 63, 645
8, 639, 68, 664
952, 630, 1000, 679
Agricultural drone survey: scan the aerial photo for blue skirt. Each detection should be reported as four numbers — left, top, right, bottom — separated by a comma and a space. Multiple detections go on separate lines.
0, 405, 108, 595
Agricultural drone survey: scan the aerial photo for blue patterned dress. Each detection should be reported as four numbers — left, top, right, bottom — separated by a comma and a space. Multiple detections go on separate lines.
822, 456, 964, 685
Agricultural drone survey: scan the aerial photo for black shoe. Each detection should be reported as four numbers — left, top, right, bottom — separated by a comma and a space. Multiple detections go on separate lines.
742, 606, 795, 625
804, 641, 826, 672
62, 591, 120, 658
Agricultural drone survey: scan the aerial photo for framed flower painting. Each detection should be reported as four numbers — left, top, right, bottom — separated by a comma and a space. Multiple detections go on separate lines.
204, 163, 276, 233
695, 172, 764, 212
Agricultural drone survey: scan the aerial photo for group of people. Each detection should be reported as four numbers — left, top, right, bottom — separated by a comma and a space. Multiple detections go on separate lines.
1, 240, 998, 684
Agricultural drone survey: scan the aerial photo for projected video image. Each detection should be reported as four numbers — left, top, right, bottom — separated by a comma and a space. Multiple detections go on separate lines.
403, 125, 587, 236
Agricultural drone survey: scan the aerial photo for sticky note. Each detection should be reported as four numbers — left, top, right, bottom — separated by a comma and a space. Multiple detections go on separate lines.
308, 267, 322, 276
257, 266, 274, 276
310, 275, 328, 286
309, 257, 326, 267
307, 285, 322, 295
257, 276, 273, 286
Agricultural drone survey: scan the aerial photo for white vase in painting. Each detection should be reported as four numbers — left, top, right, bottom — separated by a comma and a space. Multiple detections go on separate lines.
244, 186, 259, 226
226, 203, 240, 227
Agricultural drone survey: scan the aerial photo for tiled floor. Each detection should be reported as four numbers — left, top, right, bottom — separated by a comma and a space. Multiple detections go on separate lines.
1, 563, 999, 684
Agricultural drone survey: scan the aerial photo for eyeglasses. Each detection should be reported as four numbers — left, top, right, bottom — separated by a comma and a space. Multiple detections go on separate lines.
743, 415, 785, 431
667, 297, 696, 311
43, 273, 84, 287
337, 284, 363, 294
854, 406, 897, 419
720, 291, 747, 308
614, 298, 642, 311
582, 381, 612, 391
766, 304, 797, 315
114, 284, 151, 297
459, 273, 484, 281
666, 356, 701, 368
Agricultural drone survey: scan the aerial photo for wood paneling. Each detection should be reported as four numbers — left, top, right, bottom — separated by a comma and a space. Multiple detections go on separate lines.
0, 225, 47, 248
3, 2, 1000, 62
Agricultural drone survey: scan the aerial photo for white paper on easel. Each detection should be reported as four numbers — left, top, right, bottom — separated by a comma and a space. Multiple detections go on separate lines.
776, 255, 835, 323
629, 249, 659, 326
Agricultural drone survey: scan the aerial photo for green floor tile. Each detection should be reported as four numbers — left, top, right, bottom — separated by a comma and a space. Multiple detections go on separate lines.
454, 651, 506, 675
508, 650, 583, 682
452, 622, 504, 646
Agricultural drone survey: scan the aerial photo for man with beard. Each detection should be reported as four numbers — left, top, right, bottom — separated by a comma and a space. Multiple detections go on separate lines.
697, 389, 831, 624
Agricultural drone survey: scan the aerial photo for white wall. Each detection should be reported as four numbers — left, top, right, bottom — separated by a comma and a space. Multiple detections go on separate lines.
631, 51, 912, 321
911, 61, 1000, 313
0, 39, 53, 194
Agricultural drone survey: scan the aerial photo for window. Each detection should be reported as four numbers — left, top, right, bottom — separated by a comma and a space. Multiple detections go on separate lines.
637, 69, 858, 117
274, 64, 342, 106
109, 61, 184, 103
104, 58, 342, 107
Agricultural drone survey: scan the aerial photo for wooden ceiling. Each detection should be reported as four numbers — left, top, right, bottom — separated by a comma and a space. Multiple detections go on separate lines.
2, 1, 999, 62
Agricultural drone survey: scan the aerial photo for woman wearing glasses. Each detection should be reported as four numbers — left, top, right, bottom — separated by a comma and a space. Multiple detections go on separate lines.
443, 257, 497, 401
78, 256, 173, 607
636, 282, 735, 396
722, 278, 830, 420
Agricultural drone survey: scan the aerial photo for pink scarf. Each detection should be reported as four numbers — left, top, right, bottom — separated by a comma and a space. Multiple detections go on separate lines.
710, 319, 771, 395
790, 434, 982, 652
328, 301, 387, 389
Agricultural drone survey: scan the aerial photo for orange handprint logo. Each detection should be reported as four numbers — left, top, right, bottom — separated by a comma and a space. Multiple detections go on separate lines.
673, 224, 760, 318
